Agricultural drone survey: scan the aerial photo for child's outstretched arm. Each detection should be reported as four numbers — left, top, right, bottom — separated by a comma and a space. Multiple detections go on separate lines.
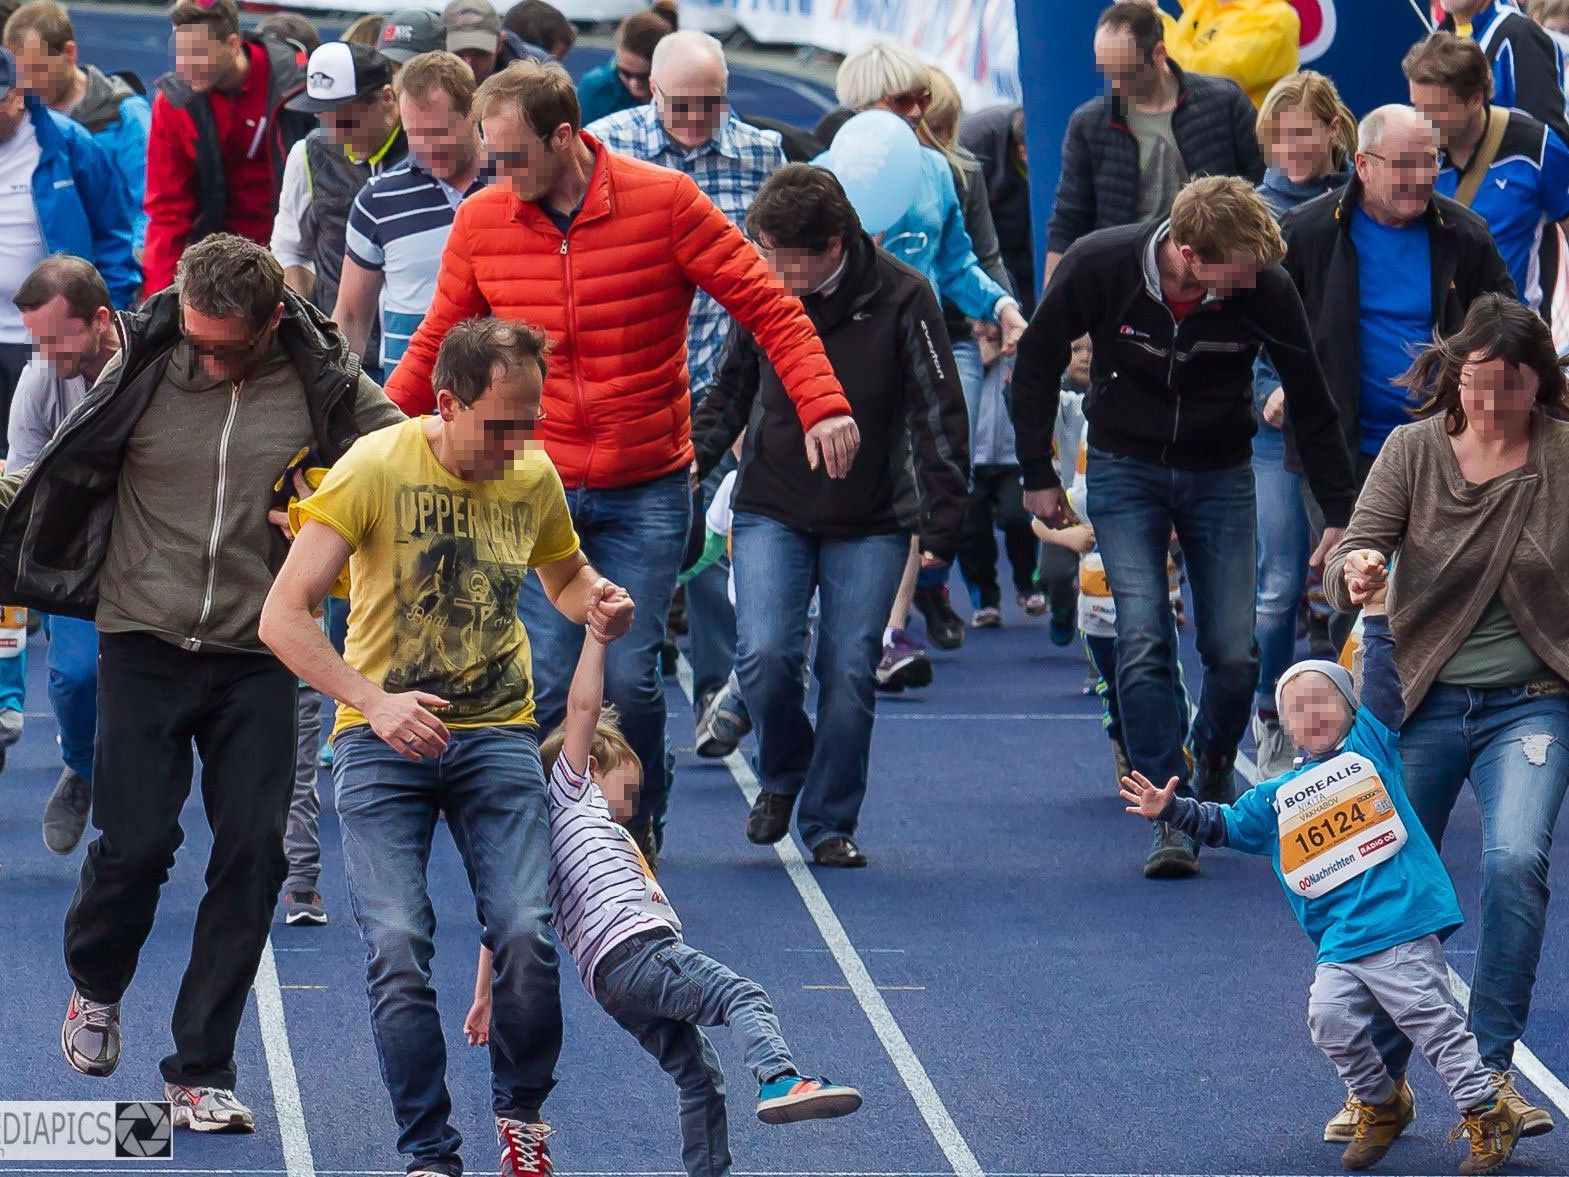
464, 945, 493, 1046
1353, 559, 1403, 732
563, 632, 609, 774
1120, 771, 1232, 848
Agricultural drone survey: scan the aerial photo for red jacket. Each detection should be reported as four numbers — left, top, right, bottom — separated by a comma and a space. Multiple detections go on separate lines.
142, 41, 294, 292
384, 134, 851, 489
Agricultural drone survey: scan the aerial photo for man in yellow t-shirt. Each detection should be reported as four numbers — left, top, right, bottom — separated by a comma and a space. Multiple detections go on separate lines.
259, 318, 634, 1177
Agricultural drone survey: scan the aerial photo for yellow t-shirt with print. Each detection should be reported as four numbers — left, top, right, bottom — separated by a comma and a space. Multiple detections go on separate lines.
297, 418, 580, 739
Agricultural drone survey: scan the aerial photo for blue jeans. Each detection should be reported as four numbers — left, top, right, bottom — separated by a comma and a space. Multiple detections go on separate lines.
687, 456, 738, 707
731, 513, 908, 849
1369, 683, 1569, 1074
1086, 449, 1258, 793
1251, 430, 1309, 712
43, 615, 98, 780
518, 470, 691, 844
334, 725, 561, 1173
1084, 629, 1189, 750
595, 932, 796, 1177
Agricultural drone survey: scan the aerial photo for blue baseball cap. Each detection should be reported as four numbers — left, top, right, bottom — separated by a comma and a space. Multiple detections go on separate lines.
0, 47, 16, 100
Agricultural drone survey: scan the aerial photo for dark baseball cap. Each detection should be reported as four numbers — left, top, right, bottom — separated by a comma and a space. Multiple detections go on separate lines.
286, 41, 394, 113
443, 0, 502, 55
379, 9, 446, 63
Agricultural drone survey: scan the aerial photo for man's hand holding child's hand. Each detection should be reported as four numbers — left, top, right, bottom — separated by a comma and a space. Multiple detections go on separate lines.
585, 579, 635, 644
1343, 549, 1388, 608
1120, 770, 1179, 819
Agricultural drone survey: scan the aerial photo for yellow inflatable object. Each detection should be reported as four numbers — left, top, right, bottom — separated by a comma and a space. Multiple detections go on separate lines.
1162, 0, 1301, 107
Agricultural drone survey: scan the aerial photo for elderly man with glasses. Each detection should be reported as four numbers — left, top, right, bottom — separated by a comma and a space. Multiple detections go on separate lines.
586, 28, 785, 755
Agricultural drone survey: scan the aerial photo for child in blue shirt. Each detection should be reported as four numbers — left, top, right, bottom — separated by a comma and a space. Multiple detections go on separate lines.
1119, 555, 1525, 1175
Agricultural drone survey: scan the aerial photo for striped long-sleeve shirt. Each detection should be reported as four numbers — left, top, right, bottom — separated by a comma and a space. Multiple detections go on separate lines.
546, 753, 682, 996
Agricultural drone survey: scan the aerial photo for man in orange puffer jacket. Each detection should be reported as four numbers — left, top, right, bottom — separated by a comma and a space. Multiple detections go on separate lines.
384, 62, 857, 856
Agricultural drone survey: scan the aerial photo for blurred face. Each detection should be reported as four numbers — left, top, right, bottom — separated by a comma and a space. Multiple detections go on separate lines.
455, 43, 498, 83
400, 88, 478, 182
436, 359, 546, 479
1547, 16, 1569, 35
321, 88, 398, 159
870, 83, 930, 127
180, 300, 283, 383
757, 233, 844, 297
479, 102, 568, 203
1094, 26, 1165, 104
1459, 350, 1541, 434
20, 296, 111, 381
1178, 245, 1264, 296
1355, 117, 1439, 225
9, 31, 79, 106
174, 23, 241, 93
0, 89, 25, 143
595, 758, 642, 824
652, 52, 727, 150
1408, 82, 1482, 152
1267, 103, 1339, 185
1282, 673, 1353, 757
614, 48, 653, 102
1067, 336, 1092, 388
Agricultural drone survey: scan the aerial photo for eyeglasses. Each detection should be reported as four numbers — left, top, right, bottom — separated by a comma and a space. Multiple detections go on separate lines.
1363, 150, 1440, 176
884, 87, 931, 116
659, 93, 726, 117
181, 316, 269, 363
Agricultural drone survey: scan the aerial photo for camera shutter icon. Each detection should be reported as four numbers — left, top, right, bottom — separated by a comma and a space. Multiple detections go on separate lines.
116, 1102, 173, 1158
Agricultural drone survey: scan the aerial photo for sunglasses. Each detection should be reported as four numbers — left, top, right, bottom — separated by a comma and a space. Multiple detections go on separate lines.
885, 87, 932, 115
660, 93, 726, 117
616, 64, 652, 87
181, 316, 269, 363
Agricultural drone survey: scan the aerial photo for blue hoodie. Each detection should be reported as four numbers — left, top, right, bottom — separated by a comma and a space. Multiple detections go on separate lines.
69, 64, 151, 256
22, 97, 139, 308
1160, 615, 1464, 966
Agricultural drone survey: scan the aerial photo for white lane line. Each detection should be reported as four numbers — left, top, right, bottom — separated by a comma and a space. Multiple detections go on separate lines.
1233, 748, 1569, 1119
872, 712, 1101, 721
253, 938, 316, 1177
675, 657, 984, 1177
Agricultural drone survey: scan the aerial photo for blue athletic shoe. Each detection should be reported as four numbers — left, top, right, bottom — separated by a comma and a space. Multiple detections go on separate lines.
756, 1075, 863, 1125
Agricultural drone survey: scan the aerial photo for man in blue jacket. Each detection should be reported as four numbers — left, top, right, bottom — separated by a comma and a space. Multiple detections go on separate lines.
4, 1, 150, 255
0, 48, 138, 442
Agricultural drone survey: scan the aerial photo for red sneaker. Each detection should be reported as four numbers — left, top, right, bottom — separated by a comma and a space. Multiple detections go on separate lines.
497, 1118, 553, 1177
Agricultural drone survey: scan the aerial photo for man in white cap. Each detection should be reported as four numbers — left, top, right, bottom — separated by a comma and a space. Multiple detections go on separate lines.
443, 0, 546, 83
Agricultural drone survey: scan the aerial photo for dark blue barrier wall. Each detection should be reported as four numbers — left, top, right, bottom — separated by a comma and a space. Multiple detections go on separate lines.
1016, 0, 1435, 303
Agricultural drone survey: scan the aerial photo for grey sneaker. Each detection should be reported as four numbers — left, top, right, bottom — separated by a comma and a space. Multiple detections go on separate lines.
165, 1083, 255, 1133
0, 707, 22, 747
43, 768, 92, 854
1251, 713, 1297, 779
1143, 820, 1199, 879
61, 989, 121, 1076
282, 889, 327, 926
695, 684, 752, 759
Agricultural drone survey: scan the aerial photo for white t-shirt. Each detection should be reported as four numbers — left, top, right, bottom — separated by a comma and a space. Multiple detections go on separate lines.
269, 140, 313, 274
546, 752, 681, 997
0, 117, 47, 345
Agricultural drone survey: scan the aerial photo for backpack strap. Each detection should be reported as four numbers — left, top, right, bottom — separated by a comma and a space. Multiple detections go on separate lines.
1453, 106, 1512, 209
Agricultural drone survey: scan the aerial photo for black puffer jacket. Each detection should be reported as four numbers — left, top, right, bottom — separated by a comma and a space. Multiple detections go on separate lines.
1046, 61, 1264, 255
961, 103, 1034, 314
692, 231, 970, 560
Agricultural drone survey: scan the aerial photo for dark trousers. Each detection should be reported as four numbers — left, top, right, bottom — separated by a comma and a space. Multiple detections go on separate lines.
65, 631, 297, 1089
957, 464, 1038, 606
0, 342, 30, 459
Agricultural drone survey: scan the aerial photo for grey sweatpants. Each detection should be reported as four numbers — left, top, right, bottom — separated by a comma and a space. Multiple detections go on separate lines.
1308, 934, 1493, 1113
283, 688, 324, 893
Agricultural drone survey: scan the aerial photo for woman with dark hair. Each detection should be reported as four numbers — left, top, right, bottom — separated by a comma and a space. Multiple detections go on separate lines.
1325, 293, 1569, 1140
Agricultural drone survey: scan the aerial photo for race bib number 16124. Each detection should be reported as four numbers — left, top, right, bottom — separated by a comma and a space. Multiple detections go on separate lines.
1276, 751, 1407, 899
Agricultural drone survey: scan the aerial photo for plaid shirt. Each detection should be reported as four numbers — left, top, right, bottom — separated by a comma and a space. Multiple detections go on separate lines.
588, 104, 786, 397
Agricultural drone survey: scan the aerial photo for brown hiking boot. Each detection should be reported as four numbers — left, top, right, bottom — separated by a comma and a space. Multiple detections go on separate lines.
1492, 1071, 1555, 1137
1342, 1089, 1411, 1170
1328, 1075, 1414, 1143
1452, 1098, 1523, 1174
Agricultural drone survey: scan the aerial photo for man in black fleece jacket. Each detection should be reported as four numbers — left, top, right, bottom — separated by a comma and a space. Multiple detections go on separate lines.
691, 164, 968, 870
1010, 176, 1356, 881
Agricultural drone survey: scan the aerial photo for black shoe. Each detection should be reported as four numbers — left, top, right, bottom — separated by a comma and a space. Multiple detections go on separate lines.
812, 836, 868, 868
746, 791, 794, 845
913, 586, 966, 651
1194, 758, 1237, 805
1143, 821, 1199, 879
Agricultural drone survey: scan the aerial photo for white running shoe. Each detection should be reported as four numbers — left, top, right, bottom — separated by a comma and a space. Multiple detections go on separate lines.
165, 1083, 255, 1133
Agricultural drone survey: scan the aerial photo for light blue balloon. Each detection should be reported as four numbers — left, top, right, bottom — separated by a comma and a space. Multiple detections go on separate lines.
823, 110, 924, 236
